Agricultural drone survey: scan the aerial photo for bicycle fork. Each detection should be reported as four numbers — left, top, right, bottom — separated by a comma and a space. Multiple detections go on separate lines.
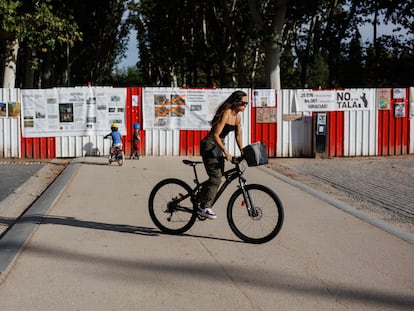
238, 178, 260, 218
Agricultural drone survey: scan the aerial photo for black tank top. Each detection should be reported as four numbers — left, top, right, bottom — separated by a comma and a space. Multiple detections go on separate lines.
219, 124, 236, 138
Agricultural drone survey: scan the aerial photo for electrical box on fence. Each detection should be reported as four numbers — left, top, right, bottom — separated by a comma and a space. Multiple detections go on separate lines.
315, 112, 327, 156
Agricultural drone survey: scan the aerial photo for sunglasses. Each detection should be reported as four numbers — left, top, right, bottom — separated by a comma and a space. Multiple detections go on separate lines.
239, 101, 248, 106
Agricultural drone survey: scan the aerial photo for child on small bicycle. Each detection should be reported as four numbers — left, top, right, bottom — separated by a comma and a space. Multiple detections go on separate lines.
130, 122, 140, 159
104, 123, 123, 157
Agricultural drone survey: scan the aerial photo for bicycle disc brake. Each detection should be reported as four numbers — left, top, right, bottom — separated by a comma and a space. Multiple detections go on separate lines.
249, 206, 263, 220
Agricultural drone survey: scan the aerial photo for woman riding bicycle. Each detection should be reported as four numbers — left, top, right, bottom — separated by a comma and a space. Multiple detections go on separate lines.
199, 90, 248, 219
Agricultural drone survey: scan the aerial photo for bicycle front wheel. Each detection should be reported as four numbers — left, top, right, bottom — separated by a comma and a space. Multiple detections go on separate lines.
227, 184, 284, 244
148, 178, 197, 235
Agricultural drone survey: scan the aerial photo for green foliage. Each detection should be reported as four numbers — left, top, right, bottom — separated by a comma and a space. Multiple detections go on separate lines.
1, 0, 129, 87
2, 0, 413, 88
107, 66, 143, 86
64, 0, 130, 85
128, 0, 254, 87
0, 1, 21, 33
0, 0, 82, 54
307, 53, 329, 88
0, 0, 84, 87
21, 2, 82, 50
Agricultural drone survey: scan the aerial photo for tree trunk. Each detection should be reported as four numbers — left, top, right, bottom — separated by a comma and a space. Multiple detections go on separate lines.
24, 47, 35, 88
264, 41, 282, 89
3, 39, 19, 88
236, 48, 247, 86
249, 0, 287, 90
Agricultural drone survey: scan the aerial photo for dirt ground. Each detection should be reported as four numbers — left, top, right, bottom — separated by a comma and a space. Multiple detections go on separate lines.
268, 154, 414, 234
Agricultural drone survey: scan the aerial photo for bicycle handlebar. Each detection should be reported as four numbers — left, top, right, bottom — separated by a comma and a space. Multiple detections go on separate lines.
231, 156, 244, 165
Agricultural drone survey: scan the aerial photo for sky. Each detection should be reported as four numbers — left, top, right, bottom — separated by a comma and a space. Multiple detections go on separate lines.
117, 30, 139, 68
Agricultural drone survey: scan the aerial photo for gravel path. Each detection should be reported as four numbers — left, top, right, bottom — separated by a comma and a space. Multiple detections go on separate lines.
268, 155, 414, 234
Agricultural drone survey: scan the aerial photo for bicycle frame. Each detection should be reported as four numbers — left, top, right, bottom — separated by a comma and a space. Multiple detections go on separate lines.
110, 145, 122, 154
188, 158, 255, 214
149, 157, 284, 243
210, 166, 242, 207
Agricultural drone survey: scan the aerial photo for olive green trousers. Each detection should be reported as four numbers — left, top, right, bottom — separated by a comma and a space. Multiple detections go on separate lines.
200, 135, 225, 209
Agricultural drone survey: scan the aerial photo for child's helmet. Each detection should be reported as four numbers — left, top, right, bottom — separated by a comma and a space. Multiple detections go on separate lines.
111, 123, 118, 129
133, 122, 140, 130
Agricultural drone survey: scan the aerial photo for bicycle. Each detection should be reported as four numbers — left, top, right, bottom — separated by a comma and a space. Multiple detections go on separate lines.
148, 156, 284, 244
104, 136, 124, 166
108, 145, 124, 166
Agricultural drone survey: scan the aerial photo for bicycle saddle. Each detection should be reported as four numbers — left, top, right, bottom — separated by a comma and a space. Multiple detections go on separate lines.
182, 159, 203, 166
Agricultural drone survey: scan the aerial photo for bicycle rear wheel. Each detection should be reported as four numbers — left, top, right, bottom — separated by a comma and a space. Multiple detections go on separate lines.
117, 151, 124, 166
148, 178, 197, 234
227, 184, 284, 244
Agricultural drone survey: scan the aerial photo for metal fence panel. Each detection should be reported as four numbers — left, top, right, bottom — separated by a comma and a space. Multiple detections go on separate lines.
1, 87, 412, 159
277, 89, 313, 157
0, 118, 20, 158
0, 88, 21, 158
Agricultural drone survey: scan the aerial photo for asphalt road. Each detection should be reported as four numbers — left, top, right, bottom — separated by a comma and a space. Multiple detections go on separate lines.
0, 159, 69, 236
0, 161, 45, 202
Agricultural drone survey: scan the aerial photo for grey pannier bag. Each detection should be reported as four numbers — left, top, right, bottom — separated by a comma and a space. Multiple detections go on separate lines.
243, 142, 268, 166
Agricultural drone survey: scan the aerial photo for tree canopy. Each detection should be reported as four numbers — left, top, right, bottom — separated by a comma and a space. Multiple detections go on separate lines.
1, 0, 412, 88
0, 0, 128, 88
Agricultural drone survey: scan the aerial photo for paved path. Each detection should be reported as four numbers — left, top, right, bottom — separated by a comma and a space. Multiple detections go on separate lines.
0, 156, 413, 310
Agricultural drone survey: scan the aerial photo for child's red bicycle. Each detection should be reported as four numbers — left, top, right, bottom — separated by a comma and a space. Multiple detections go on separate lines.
108, 146, 124, 166
105, 135, 124, 166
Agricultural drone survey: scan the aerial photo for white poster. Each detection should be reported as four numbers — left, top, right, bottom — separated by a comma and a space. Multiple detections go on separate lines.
253, 89, 276, 107
294, 90, 335, 111
294, 89, 374, 112
410, 87, 414, 118
142, 88, 249, 130
393, 88, 406, 99
21, 87, 126, 137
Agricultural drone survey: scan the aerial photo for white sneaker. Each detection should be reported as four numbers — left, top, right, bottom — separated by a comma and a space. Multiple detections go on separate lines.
198, 208, 217, 219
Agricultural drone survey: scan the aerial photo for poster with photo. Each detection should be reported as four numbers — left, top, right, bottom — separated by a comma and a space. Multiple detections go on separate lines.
253, 89, 276, 107
256, 107, 277, 123
59, 103, 74, 122
394, 103, 405, 118
392, 88, 406, 100
0, 102, 6, 117
21, 87, 126, 137
0, 101, 21, 117
142, 88, 249, 130
376, 88, 391, 110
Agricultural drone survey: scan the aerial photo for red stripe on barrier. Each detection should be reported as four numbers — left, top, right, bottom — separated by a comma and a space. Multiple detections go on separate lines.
125, 87, 144, 157
21, 137, 56, 159
377, 88, 409, 156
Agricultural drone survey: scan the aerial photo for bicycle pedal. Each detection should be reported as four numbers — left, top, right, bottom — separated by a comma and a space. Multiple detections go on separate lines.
197, 215, 207, 221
